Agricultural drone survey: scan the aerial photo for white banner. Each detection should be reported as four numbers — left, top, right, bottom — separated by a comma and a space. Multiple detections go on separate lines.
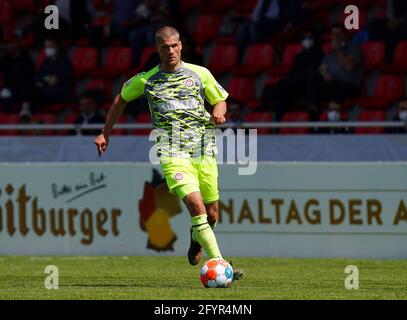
0, 163, 406, 258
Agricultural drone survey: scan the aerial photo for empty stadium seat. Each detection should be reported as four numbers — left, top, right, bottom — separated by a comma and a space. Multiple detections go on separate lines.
268, 44, 303, 76
132, 112, 152, 135
243, 112, 273, 134
92, 47, 132, 78
379, 41, 407, 74
192, 14, 223, 47
26, 114, 57, 136
208, 44, 238, 76
361, 41, 385, 72
227, 77, 256, 104
279, 112, 311, 134
0, 114, 20, 136
232, 44, 274, 76
61, 112, 80, 135
71, 47, 99, 78
355, 110, 386, 134
354, 74, 405, 109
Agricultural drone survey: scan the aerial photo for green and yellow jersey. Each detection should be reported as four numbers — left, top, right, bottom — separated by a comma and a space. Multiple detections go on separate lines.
121, 62, 228, 158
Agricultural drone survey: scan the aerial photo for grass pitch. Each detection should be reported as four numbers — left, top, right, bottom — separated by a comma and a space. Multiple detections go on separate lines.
0, 256, 406, 300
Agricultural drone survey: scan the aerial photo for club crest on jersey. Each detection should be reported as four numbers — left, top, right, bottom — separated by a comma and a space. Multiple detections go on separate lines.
184, 78, 195, 88
173, 172, 184, 181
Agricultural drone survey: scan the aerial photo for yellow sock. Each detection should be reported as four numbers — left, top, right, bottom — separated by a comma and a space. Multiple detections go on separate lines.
191, 214, 222, 259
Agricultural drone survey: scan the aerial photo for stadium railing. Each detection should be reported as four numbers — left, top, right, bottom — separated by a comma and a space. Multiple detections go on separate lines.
0, 121, 406, 134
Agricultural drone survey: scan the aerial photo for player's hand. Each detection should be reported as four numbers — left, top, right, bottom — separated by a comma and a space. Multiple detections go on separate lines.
210, 113, 226, 125
94, 133, 109, 157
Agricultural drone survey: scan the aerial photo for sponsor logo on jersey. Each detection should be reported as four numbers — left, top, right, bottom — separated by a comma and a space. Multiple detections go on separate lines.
174, 172, 184, 181
184, 78, 195, 88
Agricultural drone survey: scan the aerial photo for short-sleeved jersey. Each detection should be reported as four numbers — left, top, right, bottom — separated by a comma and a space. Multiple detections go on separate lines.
121, 62, 228, 158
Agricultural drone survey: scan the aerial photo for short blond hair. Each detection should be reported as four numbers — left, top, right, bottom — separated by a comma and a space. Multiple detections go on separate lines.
155, 26, 180, 45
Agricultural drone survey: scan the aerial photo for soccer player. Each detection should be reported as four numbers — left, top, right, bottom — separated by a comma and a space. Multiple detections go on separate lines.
94, 26, 243, 281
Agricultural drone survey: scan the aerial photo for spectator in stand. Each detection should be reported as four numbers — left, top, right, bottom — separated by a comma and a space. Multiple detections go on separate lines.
259, 28, 324, 121
386, 98, 407, 133
0, 36, 35, 117
111, 0, 142, 43
34, 37, 74, 113
313, 101, 353, 134
71, 90, 105, 136
236, 0, 310, 58
226, 98, 244, 125
303, 24, 364, 120
127, 0, 171, 65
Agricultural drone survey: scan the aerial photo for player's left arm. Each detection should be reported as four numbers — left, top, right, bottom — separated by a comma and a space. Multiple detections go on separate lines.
201, 67, 229, 125
211, 101, 227, 124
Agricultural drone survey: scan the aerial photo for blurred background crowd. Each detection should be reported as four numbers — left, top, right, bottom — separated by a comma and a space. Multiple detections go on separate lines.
0, 0, 406, 135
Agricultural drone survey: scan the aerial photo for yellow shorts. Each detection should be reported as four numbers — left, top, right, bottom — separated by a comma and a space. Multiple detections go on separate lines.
160, 155, 219, 203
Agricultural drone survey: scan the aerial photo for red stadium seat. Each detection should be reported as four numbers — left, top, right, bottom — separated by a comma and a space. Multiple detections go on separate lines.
279, 112, 310, 134
180, 0, 201, 13
0, 0, 12, 24
0, 114, 20, 136
208, 44, 238, 76
354, 74, 405, 109
232, 0, 257, 18
15, 0, 36, 12
200, 0, 237, 13
110, 114, 128, 135
361, 41, 385, 72
268, 44, 303, 76
92, 47, 132, 78
35, 49, 47, 70
84, 79, 113, 102
355, 110, 386, 134
132, 112, 152, 135
26, 114, 57, 136
192, 14, 223, 46
61, 113, 80, 135
227, 77, 256, 104
244, 112, 273, 134
71, 47, 99, 78
322, 43, 333, 55
379, 41, 407, 74
232, 44, 274, 76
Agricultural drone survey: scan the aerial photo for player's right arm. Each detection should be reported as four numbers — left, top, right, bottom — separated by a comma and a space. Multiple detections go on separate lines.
94, 71, 149, 157
94, 94, 128, 157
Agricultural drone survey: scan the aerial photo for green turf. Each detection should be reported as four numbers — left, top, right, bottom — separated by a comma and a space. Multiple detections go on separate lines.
0, 256, 406, 300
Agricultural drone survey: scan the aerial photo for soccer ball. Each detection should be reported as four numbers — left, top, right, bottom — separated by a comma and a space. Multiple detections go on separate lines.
200, 258, 233, 288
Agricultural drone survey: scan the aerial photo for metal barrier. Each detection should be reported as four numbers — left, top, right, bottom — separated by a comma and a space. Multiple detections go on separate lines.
0, 121, 405, 133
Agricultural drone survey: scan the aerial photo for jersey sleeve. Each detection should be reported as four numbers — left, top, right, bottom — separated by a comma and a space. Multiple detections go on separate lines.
202, 68, 229, 105
120, 73, 146, 102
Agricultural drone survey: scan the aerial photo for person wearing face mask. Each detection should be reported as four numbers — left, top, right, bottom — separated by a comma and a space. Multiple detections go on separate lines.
259, 27, 324, 121
386, 99, 407, 133
313, 101, 352, 134
34, 37, 74, 113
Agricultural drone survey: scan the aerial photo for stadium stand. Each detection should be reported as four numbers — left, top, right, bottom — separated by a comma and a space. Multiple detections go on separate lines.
0, 0, 406, 136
